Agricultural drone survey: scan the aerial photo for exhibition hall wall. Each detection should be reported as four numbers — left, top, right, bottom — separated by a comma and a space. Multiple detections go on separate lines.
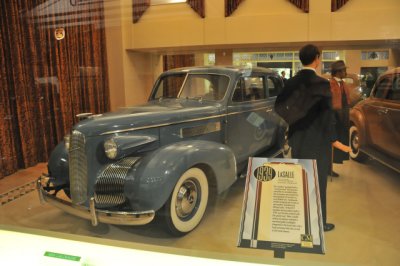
105, 0, 400, 109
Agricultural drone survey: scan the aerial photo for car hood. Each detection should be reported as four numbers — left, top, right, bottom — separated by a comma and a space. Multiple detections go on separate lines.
73, 99, 223, 136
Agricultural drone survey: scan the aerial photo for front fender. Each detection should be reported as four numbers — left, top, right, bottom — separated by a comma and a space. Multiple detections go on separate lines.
47, 142, 69, 186
125, 140, 237, 211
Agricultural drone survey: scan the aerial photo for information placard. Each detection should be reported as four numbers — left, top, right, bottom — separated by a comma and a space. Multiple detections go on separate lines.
237, 157, 325, 255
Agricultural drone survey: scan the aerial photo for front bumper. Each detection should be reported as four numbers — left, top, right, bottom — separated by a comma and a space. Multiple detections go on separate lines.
37, 176, 155, 226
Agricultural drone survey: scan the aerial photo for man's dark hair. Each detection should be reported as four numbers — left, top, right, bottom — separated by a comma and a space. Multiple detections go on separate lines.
299, 44, 321, 66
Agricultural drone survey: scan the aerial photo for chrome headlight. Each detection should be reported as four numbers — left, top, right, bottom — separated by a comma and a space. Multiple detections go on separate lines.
104, 139, 118, 159
64, 134, 71, 150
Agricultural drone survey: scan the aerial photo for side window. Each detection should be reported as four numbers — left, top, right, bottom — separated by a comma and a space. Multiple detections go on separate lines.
373, 77, 391, 99
152, 74, 186, 99
177, 74, 229, 101
179, 76, 208, 98
232, 79, 246, 102
388, 75, 400, 101
232, 76, 266, 102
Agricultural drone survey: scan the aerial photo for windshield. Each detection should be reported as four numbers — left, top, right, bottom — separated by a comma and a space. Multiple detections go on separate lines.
152, 73, 230, 101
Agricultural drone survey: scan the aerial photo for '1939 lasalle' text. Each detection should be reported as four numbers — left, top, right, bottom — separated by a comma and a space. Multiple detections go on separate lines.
37, 66, 287, 235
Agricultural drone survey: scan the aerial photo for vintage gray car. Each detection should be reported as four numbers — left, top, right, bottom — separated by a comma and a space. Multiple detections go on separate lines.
37, 66, 286, 235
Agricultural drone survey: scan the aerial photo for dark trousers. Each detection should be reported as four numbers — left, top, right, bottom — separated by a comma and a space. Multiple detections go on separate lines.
291, 149, 329, 225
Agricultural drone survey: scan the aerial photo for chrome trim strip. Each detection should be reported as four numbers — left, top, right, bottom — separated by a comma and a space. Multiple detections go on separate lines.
226, 106, 270, 116
180, 121, 221, 138
69, 130, 88, 204
37, 177, 155, 226
100, 106, 270, 136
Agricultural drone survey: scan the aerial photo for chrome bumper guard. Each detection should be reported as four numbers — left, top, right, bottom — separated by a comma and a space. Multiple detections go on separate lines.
37, 176, 155, 226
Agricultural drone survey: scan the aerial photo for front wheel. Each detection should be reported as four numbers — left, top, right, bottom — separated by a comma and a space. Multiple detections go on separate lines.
349, 125, 368, 162
164, 167, 209, 236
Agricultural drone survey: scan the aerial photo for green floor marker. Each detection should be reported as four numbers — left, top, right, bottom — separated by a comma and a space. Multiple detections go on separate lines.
44, 251, 81, 262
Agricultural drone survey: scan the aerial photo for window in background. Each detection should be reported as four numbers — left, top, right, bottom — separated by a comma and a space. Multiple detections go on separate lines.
361, 51, 389, 60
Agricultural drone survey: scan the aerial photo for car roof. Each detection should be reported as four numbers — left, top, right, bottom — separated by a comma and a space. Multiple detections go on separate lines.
381, 67, 400, 76
163, 65, 277, 75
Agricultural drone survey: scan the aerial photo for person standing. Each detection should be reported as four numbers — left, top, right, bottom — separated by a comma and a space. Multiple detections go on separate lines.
280, 71, 288, 84
275, 44, 351, 232
329, 60, 351, 177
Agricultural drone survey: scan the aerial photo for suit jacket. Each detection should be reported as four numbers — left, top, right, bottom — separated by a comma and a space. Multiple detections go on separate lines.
285, 69, 337, 177
330, 79, 351, 110
280, 69, 338, 225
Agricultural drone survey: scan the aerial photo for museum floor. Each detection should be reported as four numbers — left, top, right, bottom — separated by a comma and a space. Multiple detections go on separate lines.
0, 159, 399, 266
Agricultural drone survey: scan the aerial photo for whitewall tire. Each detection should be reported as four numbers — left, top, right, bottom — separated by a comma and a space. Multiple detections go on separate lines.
349, 125, 368, 162
164, 167, 209, 236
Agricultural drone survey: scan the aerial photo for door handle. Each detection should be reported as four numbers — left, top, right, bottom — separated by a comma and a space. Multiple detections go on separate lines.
265, 108, 273, 112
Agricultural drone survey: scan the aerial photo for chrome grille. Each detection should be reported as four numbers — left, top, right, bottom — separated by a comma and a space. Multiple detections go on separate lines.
94, 157, 139, 206
69, 130, 88, 204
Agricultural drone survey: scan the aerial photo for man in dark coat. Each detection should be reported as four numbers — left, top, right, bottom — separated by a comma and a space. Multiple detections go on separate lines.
275, 44, 351, 232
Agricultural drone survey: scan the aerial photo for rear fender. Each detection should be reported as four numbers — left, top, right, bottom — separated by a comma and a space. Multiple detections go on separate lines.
350, 108, 366, 146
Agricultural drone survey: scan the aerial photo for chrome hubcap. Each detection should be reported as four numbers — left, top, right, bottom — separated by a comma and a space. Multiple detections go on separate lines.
352, 132, 359, 151
175, 179, 198, 219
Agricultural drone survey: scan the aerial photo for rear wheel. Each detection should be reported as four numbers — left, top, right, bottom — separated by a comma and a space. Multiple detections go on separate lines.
349, 125, 368, 162
164, 167, 209, 236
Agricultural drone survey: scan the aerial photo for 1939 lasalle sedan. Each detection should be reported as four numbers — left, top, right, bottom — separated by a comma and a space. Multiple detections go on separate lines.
37, 66, 286, 235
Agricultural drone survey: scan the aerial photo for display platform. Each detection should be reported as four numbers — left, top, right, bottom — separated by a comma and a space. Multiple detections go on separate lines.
1, 159, 399, 266
0, 225, 283, 266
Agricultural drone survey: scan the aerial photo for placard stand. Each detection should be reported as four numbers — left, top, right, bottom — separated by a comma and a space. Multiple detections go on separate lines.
237, 158, 326, 258
273, 249, 285, 259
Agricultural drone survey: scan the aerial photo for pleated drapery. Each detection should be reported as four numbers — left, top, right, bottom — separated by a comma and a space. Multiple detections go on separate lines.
187, 0, 205, 18
0, 0, 110, 179
132, 0, 150, 23
288, 0, 309, 13
163, 54, 195, 71
225, 0, 244, 17
331, 0, 349, 12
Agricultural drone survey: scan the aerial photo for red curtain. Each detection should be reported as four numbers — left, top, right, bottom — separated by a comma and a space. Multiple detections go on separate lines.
187, 0, 205, 18
0, 0, 110, 178
163, 54, 195, 71
225, 0, 244, 17
133, 0, 150, 23
331, 0, 349, 12
288, 0, 309, 13
162, 54, 194, 98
